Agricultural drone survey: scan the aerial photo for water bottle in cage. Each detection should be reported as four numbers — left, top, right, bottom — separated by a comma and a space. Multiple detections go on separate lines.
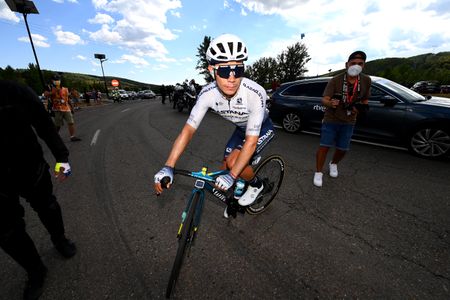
234, 179, 245, 200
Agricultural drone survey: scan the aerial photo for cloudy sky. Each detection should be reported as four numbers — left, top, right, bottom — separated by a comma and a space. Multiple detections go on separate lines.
1, 0, 449, 85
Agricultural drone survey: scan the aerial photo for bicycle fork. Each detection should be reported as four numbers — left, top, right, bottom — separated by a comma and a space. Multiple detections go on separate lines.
177, 190, 205, 248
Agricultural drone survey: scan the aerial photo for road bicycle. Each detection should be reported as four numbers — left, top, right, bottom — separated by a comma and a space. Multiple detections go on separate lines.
161, 154, 285, 298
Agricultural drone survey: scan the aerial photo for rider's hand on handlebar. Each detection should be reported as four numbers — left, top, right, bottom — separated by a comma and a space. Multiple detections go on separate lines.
215, 172, 235, 191
154, 166, 174, 195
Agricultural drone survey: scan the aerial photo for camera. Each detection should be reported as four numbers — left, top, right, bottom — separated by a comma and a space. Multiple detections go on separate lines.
332, 94, 369, 114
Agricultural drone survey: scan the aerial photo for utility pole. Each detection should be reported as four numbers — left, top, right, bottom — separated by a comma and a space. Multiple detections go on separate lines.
6, 0, 46, 91
94, 53, 109, 99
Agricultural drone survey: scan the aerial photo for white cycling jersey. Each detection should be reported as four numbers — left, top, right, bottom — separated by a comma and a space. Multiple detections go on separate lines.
187, 78, 268, 136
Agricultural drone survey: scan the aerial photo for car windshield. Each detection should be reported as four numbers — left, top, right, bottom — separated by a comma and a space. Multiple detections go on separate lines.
374, 77, 426, 102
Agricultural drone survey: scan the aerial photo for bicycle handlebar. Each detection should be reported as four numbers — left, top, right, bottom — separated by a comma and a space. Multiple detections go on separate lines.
160, 168, 225, 189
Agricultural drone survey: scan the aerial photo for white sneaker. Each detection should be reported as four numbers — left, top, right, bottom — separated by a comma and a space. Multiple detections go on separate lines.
238, 183, 264, 206
329, 163, 338, 178
313, 172, 323, 187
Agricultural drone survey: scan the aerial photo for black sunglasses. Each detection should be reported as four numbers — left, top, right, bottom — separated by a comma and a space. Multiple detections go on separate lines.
213, 65, 245, 79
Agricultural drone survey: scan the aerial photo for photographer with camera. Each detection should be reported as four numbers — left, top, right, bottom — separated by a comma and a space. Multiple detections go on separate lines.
313, 51, 371, 187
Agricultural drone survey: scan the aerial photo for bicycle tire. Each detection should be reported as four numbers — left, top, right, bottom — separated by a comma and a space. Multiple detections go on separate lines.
165, 192, 199, 298
246, 155, 285, 215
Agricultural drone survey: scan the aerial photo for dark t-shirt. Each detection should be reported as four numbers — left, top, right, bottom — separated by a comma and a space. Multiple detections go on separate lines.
0, 80, 69, 185
322, 72, 371, 124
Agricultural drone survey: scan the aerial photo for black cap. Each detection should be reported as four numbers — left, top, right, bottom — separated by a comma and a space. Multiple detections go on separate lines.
52, 73, 61, 80
348, 50, 367, 62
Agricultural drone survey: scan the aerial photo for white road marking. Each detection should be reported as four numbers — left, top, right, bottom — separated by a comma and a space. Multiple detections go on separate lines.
121, 108, 130, 113
91, 129, 101, 146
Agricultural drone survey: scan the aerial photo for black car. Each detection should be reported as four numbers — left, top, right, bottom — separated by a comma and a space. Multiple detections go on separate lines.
269, 76, 450, 159
441, 85, 450, 94
411, 81, 441, 94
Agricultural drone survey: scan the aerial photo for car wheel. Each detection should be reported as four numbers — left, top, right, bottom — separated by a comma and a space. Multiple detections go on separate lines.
409, 127, 450, 159
282, 113, 301, 133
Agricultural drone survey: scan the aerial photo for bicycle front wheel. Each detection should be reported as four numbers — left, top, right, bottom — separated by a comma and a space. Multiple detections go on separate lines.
166, 192, 199, 298
246, 155, 285, 215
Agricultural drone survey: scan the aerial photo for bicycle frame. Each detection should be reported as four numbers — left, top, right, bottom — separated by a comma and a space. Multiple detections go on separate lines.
172, 167, 236, 244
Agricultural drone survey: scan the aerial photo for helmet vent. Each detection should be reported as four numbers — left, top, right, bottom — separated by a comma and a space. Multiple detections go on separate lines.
228, 42, 234, 55
217, 43, 226, 54
237, 42, 242, 52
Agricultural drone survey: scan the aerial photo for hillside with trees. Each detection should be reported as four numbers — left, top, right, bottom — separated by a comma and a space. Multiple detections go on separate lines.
363, 52, 450, 87
0, 65, 158, 95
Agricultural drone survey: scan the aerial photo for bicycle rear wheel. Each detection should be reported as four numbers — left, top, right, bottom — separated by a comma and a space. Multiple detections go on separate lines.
246, 155, 285, 215
166, 192, 199, 298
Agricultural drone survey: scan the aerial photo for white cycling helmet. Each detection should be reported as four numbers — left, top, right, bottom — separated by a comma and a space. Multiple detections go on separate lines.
206, 34, 248, 65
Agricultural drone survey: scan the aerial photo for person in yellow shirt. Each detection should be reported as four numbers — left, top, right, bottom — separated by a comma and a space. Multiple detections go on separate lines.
46, 74, 81, 142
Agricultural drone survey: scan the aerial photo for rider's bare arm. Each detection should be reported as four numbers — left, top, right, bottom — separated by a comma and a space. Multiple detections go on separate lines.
154, 124, 196, 194
165, 123, 196, 168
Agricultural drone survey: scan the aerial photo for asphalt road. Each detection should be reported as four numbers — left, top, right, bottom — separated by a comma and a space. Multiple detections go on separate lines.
1, 98, 449, 299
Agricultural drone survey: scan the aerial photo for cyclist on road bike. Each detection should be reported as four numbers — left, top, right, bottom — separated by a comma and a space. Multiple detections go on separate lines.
154, 33, 275, 217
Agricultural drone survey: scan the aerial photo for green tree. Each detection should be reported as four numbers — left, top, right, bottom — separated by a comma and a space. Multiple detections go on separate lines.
277, 42, 311, 82
23, 63, 43, 94
245, 57, 278, 88
195, 36, 213, 83
0, 65, 22, 82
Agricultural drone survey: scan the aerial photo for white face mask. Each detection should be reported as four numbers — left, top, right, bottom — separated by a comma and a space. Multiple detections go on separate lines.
347, 65, 362, 77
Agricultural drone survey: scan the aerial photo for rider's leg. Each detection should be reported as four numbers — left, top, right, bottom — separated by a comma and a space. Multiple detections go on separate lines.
222, 127, 255, 181
239, 121, 275, 205
223, 120, 275, 182
224, 149, 254, 181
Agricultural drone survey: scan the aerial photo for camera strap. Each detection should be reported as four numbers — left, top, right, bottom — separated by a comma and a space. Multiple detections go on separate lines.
342, 74, 360, 104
